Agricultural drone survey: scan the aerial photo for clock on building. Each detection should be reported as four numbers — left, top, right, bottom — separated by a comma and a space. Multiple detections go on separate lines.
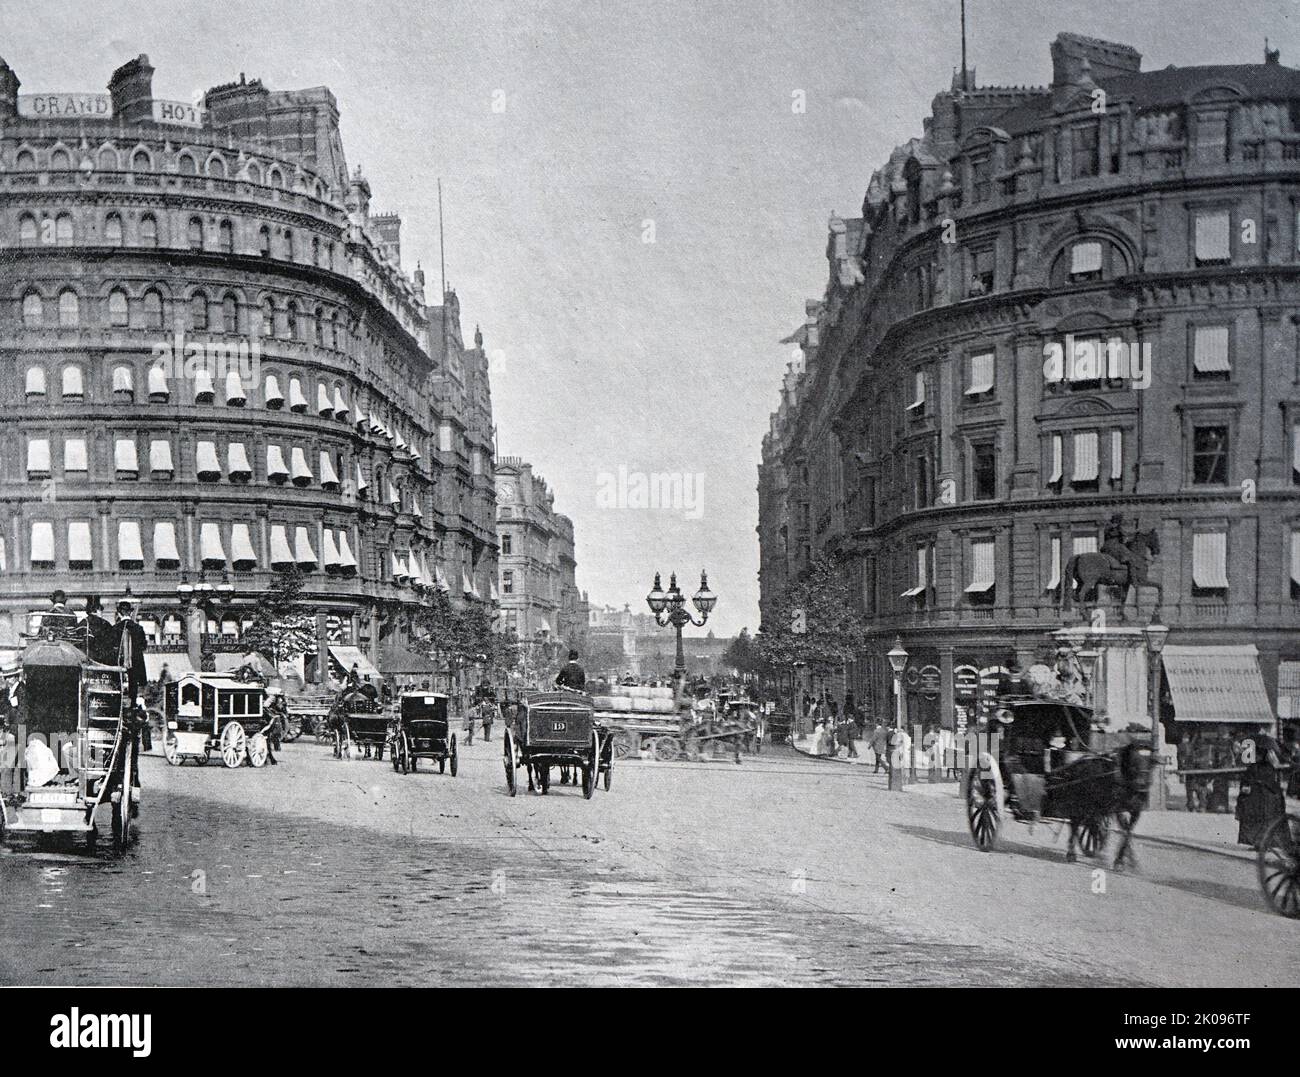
497, 482, 515, 503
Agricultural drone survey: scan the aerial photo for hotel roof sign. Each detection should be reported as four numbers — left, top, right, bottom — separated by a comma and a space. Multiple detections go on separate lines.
18, 93, 112, 119
152, 99, 206, 128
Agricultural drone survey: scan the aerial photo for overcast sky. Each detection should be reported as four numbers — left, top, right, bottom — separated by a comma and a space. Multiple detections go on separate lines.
2, 0, 1294, 634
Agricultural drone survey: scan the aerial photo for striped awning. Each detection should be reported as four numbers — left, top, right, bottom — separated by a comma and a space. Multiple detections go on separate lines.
269, 525, 293, 567
1072, 431, 1099, 482
1193, 325, 1231, 374
1192, 532, 1229, 589
964, 539, 995, 592
1160, 645, 1273, 725
230, 523, 257, 566
1279, 660, 1300, 719
153, 521, 181, 563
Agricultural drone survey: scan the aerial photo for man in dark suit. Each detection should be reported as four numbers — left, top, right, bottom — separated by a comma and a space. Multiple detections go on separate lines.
84, 596, 117, 666
113, 600, 149, 705
554, 650, 586, 691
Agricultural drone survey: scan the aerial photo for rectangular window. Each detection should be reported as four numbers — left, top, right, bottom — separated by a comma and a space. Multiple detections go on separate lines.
1045, 535, 1062, 593
862, 476, 877, 527
965, 538, 996, 597
26, 438, 51, 478
1110, 429, 1124, 483
503, 570, 514, 595
30, 521, 55, 569
1291, 532, 1300, 597
1072, 534, 1098, 557
1072, 123, 1100, 178
970, 248, 995, 295
1192, 325, 1231, 378
1070, 241, 1103, 277
1191, 531, 1229, 590
1072, 431, 1099, 485
965, 352, 995, 396
501, 534, 512, 556
972, 441, 997, 501
971, 155, 992, 202
1194, 210, 1231, 263
1048, 434, 1064, 485
1192, 425, 1229, 485
914, 454, 931, 509
63, 437, 88, 475
863, 556, 877, 614
901, 546, 928, 602
906, 371, 926, 414
1293, 425, 1300, 484
1195, 114, 1228, 163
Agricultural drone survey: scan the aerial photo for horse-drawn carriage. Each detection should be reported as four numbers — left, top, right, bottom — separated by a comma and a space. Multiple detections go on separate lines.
390, 693, 457, 775
965, 698, 1152, 865
1257, 810, 1300, 918
503, 690, 606, 798
330, 683, 390, 760
0, 640, 137, 850
161, 672, 274, 768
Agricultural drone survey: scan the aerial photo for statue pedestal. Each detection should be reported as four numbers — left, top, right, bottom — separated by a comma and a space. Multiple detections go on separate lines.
1052, 627, 1152, 735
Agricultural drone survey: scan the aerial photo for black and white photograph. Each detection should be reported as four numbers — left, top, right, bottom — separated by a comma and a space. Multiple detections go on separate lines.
0, 0, 1298, 1032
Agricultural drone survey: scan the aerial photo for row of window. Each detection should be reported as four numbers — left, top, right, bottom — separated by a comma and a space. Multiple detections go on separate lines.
11, 144, 328, 197
15, 210, 338, 266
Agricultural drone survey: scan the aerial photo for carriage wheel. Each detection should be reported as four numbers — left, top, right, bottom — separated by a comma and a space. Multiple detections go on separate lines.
220, 722, 247, 769
163, 730, 181, 766
503, 730, 517, 796
1078, 815, 1109, 858
966, 769, 1000, 851
333, 729, 342, 758
653, 736, 680, 763
612, 732, 635, 760
1257, 814, 1300, 919
604, 761, 612, 792
392, 737, 403, 773
281, 720, 301, 744
247, 734, 269, 769
449, 735, 458, 778
582, 731, 598, 800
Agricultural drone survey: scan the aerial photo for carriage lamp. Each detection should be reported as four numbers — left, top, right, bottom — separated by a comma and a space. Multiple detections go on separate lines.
646, 573, 667, 614
886, 637, 909, 676
666, 573, 685, 610
647, 568, 717, 681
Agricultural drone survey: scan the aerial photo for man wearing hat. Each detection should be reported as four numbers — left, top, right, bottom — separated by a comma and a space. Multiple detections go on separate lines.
1101, 513, 1140, 580
84, 596, 116, 666
113, 599, 149, 808
43, 590, 79, 645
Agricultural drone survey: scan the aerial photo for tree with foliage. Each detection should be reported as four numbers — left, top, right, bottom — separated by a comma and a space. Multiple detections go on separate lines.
722, 627, 762, 677
753, 553, 867, 680
240, 564, 317, 670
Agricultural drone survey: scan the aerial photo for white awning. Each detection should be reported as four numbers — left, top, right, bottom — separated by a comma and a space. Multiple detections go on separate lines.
153, 521, 180, 563
112, 365, 134, 393
68, 521, 93, 564
1193, 325, 1230, 374
409, 493, 422, 518
1072, 431, 1099, 482
1072, 534, 1098, 556
900, 585, 925, 598
196, 440, 221, 477
1070, 241, 1103, 275
391, 551, 408, 580
395, 433, 408, 452
1110, 429, 1123, 480
114, 438, 139, 474
489, 577, 499, 601
291, 447, 313, 483
227, 442, 252, 478
462, 567, 474, 594
965, 352, 994, 395
62, 366, 84, 398
30, 522, 54, 564
337, 531, 357, 570
1161, 645, 1272, 724
1192, 531, 1229, 589
319, 452, 340, 489
1293, 425, 1300, 478
322, 529, 340, 569
1048, 435, 1063, 484
964, 539, 996, 593
317, 382, 333, 416
333, 386, 349, 417
118, 520, 144, 564
26, 438, 50, 475
225, 369, 247, 405
63, 438, 88, 473
294, 525, 316, 566
1291, 531, 1300, 587
267, 445, 289, 480
387, 481, 400, 506
356, 410, 369, 431
1194, 210, 1230, 262
150, 439, 173, 474
269, 525, 293, 566
435, 564, 449, 591
193, 370, 215, 401
200, 522, 226, 564
329, 646, 380, 682
148, 365, 169, 400
264, 374, 284, 407
1045, 536, 1061, 591
355, 463, 368, 492
288, 378, 309, 411
230, 523, 256, 565
25, 367, 46, 396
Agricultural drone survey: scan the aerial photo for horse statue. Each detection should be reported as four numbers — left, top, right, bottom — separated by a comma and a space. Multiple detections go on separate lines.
1059, 525, 1162, 621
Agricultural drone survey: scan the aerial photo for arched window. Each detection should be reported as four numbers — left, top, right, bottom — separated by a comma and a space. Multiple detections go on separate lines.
218, 219, 234, 253
104, 212, 123, 245
268, 166, 285, 188
49, 147, 71, 171
258, 225, 271, 257
187, 216, 204, 251
61, 365, 84, 398
18, 213, 37, 245
314, 307, 324, 345
283, 229, 295, 261
139, 214, 158, 247
15, 149, 36, 171
325, 241, 334, 269
108, 289, 129, 327
57, 290, 80, 327
207, 154, 227, 178
222, 293, 239, 334
113, 365, 134, 398
189, 291, 209, 331
285, 300, 298, 340
25, 366, 46, 397
312, 236, 321, 265
260, 297, 275, 336
327, 312, 338, 349
55, 214, 73, 246
130, 148, 151, 172
141, 290, 163, 331
246, 161, 262, 185
97, 146, 118, 171
177, 153, 197, 175
22, 291, 43, 326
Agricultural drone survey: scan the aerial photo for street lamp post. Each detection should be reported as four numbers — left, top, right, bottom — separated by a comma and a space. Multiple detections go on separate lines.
646, 570, 716, 693
1144, 622, 1170, 811
177, 570, 236, 671
886, 637, 908, 791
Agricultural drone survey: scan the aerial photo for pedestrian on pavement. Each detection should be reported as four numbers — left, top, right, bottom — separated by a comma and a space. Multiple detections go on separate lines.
870, 721, 890, 774
840, 713, 859, 758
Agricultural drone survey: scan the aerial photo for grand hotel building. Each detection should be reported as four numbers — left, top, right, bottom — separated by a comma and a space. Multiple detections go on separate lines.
759, 33, 1300, 734
0, 54, 499, 679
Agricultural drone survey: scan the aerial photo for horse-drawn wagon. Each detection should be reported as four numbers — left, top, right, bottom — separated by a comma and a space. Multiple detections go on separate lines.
161, 672, 274, 768
391, 692, 457, 775
330, 683, 390, 760
965, 698, 1152, 865
503, 690, 603, 798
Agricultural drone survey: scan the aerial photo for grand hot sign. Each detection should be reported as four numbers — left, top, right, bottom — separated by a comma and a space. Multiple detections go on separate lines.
152, 99, 206, 127
18, 93, 112, 119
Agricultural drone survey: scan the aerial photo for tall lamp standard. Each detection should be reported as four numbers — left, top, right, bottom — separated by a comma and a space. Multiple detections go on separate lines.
886, 637, 909, 791
646, 571, 717, 690
1144, 622, 1170, 811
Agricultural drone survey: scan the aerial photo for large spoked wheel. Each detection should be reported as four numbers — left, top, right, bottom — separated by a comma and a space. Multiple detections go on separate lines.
1258, 813, 1300, 919
612, 732, 635, 759
1078, 815, 1110, 859
111, 754, 134, 849
582, 731, 599, 800
654, 736, 680, 763
247, 733, 269, 769
503, 729, 517, 796
449, 734, 458, 777
966, 769, 1000, 852
220, 722, 247, 769
162, 729, 181, 766
281, 718, 301, 744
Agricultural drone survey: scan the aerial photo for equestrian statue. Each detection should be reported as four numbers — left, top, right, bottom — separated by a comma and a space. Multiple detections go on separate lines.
1059, 514, 1162, 621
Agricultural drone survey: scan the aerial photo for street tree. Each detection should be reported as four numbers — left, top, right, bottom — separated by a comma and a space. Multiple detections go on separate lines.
240, 564, 317, 672
753, 553, 866, 681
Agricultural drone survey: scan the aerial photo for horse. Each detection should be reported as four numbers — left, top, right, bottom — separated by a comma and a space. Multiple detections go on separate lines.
1049, 741, 1153, 869
1060, 528, 1162, 621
